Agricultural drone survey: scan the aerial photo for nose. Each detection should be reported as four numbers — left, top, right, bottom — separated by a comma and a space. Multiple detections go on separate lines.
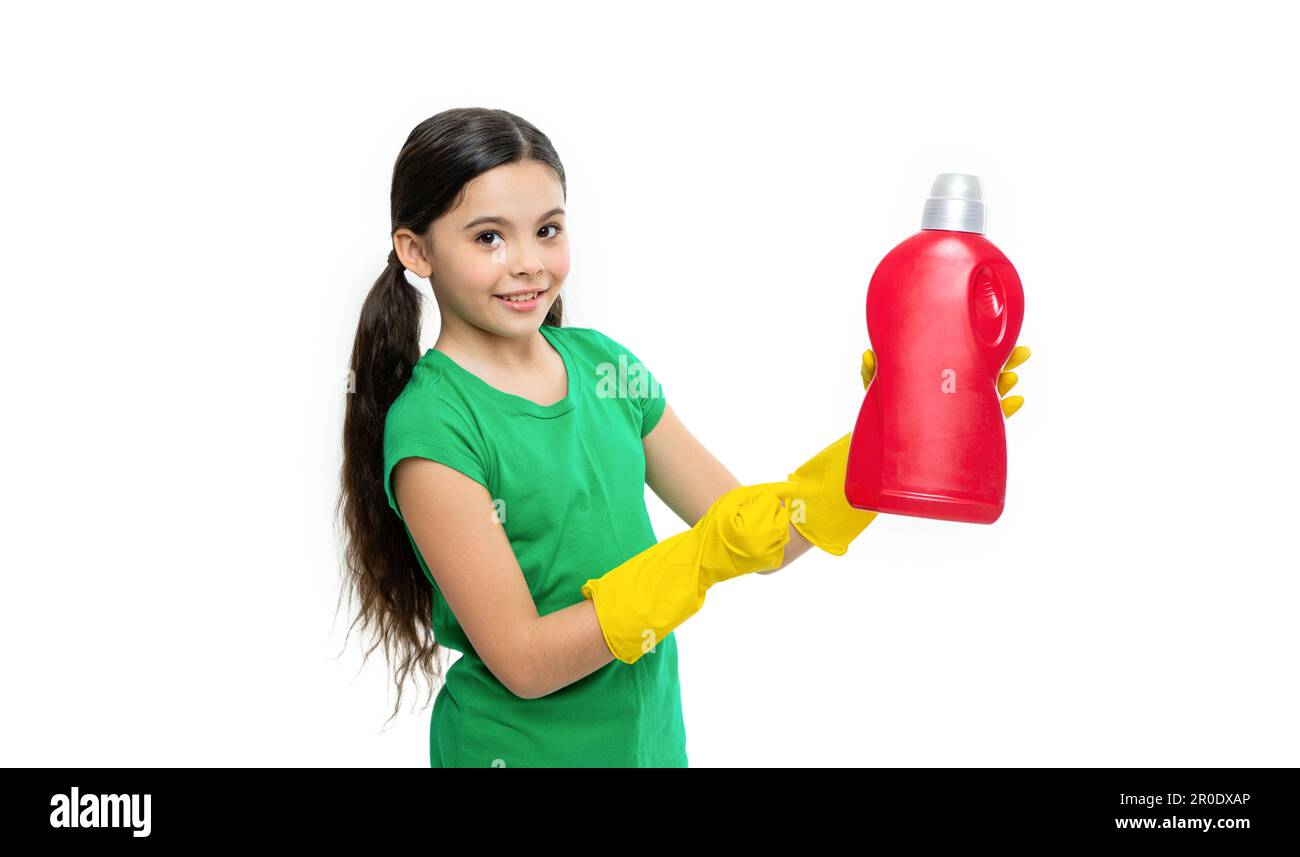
509, 239, 545, 278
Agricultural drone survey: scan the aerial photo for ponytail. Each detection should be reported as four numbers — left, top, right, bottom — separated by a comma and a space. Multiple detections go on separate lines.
335, 250, 441, 727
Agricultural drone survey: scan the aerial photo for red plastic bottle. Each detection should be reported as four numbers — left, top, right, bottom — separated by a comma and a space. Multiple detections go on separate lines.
844, 173, 1024, 524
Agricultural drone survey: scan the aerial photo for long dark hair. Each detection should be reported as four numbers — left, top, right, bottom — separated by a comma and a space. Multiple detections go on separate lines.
335, 108, 566, 727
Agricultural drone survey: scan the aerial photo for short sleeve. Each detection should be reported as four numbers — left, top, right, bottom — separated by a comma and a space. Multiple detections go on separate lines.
588, 328, 667, 438
382, 396, 490, 522
640, 375, 666, 437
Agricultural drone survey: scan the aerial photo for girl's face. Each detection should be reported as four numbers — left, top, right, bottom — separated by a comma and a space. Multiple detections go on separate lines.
425, 160, 569, 337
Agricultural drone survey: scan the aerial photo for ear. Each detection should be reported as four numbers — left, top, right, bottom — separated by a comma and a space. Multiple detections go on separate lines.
394, 229, 436, 279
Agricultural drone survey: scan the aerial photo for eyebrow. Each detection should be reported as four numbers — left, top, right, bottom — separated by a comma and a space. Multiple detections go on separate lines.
462, 207, 566, 231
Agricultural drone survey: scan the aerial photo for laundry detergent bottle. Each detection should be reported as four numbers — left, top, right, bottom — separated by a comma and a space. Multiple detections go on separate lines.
844, 173, 1024, 524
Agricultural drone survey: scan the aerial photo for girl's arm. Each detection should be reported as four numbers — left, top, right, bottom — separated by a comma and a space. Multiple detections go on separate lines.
392, 401, 815, 700
393, 458, 615, 700
643, 402, 815, 574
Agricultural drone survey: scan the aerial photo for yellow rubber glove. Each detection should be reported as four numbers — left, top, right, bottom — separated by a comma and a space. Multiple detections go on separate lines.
787, 345, 1032, 556
994, 344, 1032, 417
787, 432, 877, 556
581, 481, 797, 665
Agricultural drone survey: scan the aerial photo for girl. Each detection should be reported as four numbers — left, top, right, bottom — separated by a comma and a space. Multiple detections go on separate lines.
337, 107, 1029, 767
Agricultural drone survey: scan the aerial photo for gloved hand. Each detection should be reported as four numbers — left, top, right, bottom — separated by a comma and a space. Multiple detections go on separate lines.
993, 344, 1032, 417
786, 432, 876, 556
787, 345, 1032, 556
581, 481, 797, 665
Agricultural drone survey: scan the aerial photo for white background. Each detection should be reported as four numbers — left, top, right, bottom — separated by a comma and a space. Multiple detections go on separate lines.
3, 1, 1296, 767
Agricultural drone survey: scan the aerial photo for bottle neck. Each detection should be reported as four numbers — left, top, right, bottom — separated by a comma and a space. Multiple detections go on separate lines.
921, 197, 986, 233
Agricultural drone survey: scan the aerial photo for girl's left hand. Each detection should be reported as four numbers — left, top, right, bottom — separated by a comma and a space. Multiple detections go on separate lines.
860, 345, 1032, 418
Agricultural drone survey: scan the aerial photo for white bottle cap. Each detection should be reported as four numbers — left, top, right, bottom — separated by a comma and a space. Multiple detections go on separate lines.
921, 173, 986, 234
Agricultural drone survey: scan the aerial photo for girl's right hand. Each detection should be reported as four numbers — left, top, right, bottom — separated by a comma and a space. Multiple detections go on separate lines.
704, 481, 798, 580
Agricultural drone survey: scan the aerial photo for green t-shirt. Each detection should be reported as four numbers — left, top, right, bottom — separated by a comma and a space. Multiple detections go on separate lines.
382, 323, 686, 767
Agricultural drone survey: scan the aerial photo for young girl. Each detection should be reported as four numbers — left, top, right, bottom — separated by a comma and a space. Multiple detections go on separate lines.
337, 107, 1030, 767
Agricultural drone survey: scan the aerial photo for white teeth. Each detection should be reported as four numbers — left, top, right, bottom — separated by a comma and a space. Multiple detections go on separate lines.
501, 291, 539, 303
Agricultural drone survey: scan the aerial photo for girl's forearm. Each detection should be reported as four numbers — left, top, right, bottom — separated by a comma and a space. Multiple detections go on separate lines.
516, 598, 617, 699
517, 482, 816, 698
521, 528, 811, 697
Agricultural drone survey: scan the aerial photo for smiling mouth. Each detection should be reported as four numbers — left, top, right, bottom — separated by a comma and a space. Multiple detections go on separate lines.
494, 289, 546, 303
